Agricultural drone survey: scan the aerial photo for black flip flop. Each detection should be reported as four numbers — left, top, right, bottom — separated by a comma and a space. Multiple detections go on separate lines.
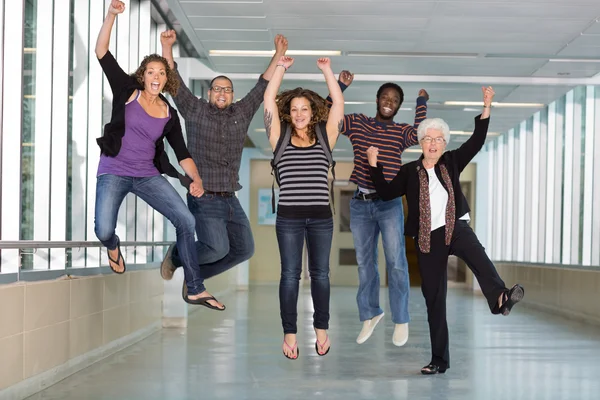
500, 284, 525, 316
181, 280, 226, 311
107, 245, 126, 274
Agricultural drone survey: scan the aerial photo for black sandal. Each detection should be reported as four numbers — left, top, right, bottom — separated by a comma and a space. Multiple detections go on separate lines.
421, 363, 447, 375
500, 284, 525, 316
181, 280, 226, 311
107, 244, 126, 274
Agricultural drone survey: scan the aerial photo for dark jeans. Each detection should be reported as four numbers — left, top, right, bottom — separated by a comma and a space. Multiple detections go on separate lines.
94, 174, 201, 293
171, 193, 254, 292
276, 216, 333, 334
416, 221, 507, 369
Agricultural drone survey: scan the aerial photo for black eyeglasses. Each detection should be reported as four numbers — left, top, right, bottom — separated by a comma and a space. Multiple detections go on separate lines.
211, 86, 233, 93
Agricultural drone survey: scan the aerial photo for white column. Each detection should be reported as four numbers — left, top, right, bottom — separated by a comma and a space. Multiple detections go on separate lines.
561, 91, 574, 265
33, 0, 54, 269
544, 102, 557, 263
87, 0, 105, 267
582, 86, 596, 266
516, 121, 527, 262
530, 112, 541, 262
1, 0, 25, 272
70, 0, 91, 268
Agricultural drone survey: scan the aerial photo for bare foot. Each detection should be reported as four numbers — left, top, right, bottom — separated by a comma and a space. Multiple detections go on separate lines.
188, 290, 225, 310
314, 328, 330, 355
498, 291, 507, 309
283, 333, 298, 359
107, 248, 125, 273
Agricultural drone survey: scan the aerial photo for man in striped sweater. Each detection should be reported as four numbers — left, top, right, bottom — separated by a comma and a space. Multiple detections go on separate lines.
328, 72, 428, 347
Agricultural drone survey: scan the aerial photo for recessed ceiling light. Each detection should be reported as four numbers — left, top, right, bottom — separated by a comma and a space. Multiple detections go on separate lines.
254, 128, 266, 132
210, 50, 341, 57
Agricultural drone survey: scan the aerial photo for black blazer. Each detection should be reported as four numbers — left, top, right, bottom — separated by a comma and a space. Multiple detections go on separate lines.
96, 51, 192, 188
370, 115, 490, 238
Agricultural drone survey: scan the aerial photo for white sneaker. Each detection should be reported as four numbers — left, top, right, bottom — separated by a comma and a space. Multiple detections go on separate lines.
356, 313, 384, 344
392, 323, 409, 347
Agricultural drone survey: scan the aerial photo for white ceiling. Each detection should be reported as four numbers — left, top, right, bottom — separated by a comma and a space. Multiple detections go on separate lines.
164, 0, 600, 161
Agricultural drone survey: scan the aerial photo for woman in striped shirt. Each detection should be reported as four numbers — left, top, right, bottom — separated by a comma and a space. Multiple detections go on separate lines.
263, 56, 344, 359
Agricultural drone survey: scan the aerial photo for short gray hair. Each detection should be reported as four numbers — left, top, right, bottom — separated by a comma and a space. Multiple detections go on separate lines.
417, 118, 450, 143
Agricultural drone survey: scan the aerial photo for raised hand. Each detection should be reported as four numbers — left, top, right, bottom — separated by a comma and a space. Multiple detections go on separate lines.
278, 56, 294, 70
274, 34, 288, 55
339, 70, 354, 86
316, 58, 331, 71
418, 89, 430, 101
366, 146, 379, 167
109, 0, 125, 15
482, 86, 495, 106
160, 30, 177, 47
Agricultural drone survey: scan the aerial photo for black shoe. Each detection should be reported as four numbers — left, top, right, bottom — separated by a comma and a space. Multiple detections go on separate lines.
421, 364, 447, 375
500, 284, 525, 316
181, 280, 226, 311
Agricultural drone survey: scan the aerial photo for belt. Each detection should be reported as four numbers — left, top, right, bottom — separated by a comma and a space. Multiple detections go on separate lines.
204, 190, 236, 197
353, 192, 380, 201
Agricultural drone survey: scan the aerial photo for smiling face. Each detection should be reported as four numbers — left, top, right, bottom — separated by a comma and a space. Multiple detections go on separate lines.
208, 77, 234, 109
376, 87, 401, 120
143, 61, 168, 95
290, 97, 313, 131
420, 128, 447, 165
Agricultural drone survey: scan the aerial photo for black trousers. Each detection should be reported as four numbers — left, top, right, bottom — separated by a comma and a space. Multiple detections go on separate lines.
416, 220, 507, 368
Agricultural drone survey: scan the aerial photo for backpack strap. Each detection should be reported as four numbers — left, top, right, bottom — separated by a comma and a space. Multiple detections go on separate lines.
314, 122, 337, 214
271, 122, 292, 213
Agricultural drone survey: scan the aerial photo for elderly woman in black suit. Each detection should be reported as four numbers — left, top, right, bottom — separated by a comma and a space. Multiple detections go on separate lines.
367, 86, 524, 375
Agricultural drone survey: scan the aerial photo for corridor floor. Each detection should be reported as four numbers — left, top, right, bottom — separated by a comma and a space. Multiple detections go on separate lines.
27, 284, 600, 400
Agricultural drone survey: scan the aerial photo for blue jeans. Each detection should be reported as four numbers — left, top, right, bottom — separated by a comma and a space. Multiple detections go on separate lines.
171, 193, 254, 284
350, 196, 410, 324
276, 216, 333, 334
94, 174, 202, 294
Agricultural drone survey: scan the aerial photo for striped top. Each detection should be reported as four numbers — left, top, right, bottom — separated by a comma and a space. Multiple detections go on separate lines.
342, 97, 427, 190
277, 140, 332, 219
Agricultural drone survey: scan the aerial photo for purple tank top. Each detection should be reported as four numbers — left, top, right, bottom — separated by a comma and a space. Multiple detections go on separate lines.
98, 91, 170, 177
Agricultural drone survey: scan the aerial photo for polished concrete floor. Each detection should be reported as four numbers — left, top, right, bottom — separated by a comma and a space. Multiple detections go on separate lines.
28, 284, 600, 400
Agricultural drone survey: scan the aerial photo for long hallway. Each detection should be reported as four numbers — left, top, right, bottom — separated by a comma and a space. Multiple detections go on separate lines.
25, 284, 600, 400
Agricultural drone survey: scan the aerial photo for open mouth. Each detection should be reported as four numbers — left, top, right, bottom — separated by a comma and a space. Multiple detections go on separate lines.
382, 107, 393, 114
151, 82, 160, 91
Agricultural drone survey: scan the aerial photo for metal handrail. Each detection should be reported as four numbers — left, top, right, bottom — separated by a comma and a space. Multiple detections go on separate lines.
0, 240, 174, 250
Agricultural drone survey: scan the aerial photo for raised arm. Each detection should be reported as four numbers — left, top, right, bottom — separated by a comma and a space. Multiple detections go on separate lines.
160, 30, 206, 120
262, 34, 289, 81
367, 147, 408, 200
264, 56, 294, 150
236, 35, 287, 121
317, 59, 344, 149
454, 86, 495, 172
95, 1, 133, 94
95, 1, 123, 59
402, 89, 429, 149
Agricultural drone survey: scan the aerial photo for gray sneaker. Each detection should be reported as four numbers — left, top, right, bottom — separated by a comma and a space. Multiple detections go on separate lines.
160, 244, 177, 280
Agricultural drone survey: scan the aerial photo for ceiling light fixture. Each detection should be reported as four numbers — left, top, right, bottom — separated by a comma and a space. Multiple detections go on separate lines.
444, 101, 545, 108
347, 51, 478, 59
548, 58, 600, 63
209, 50, 341, 57
450, 130, 500, 136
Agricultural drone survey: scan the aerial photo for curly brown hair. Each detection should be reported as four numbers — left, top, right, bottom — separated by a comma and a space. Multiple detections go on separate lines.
276, 88, 329, 141
133, 54, 179, 97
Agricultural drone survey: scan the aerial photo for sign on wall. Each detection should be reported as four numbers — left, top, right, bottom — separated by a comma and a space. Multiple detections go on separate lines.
258, 188, 279, 225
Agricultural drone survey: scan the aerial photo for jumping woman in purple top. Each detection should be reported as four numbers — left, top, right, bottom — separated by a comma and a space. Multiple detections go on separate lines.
94, 0, 225, 311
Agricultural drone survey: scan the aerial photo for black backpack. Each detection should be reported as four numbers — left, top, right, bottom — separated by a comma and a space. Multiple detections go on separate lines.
270, 121, 336, 214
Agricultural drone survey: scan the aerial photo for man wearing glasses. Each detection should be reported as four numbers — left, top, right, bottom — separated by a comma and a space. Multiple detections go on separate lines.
159, 30, 288, 310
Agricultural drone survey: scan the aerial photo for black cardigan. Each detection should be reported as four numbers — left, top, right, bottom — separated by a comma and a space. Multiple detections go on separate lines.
370, 115, 490, 238
96, 51, 192, 188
